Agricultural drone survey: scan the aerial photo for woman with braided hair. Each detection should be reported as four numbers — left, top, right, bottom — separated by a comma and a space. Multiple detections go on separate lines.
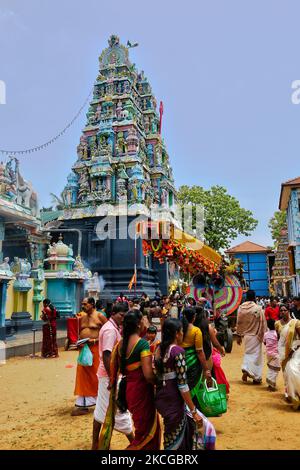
180, 307, 212, 409
104, 310, 161, 450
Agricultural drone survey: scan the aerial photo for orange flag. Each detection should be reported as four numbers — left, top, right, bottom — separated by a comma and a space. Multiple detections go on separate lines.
128, 272, 137, 290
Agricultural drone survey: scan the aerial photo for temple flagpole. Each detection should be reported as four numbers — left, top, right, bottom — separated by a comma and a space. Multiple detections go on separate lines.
134, 224, 137, 296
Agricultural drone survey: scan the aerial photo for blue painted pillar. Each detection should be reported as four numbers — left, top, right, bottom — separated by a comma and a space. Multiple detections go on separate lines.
111, 174, 116, 200
0, 280, 10, 340
0, 217, 5, 263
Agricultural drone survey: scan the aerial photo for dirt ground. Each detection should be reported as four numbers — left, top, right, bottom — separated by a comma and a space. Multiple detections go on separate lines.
0, 339, 299, 450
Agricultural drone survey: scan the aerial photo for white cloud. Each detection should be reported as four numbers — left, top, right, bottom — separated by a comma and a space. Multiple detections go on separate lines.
0, 9, 15, 22
0, 8, 28, 32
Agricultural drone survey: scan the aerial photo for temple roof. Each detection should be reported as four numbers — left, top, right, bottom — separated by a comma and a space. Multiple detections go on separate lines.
279, 176, 300, 210
226, 241, 270, 254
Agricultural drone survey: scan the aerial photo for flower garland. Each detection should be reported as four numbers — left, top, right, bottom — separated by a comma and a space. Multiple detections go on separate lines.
142, 239, 220, 275
150, 240, 162, 252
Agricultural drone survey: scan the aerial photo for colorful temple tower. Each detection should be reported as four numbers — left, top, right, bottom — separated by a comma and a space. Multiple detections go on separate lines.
271, 227, 293, 297
47, 35, 177, 299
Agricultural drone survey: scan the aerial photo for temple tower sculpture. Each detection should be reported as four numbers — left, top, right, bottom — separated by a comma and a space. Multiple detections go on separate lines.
48, 35, 177, 299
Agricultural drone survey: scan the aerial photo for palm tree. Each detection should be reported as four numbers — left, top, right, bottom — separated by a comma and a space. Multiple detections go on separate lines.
50, 192, 64, 210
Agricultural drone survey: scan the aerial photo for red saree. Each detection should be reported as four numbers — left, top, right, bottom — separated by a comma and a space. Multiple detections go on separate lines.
126, 367, 161, 450
41, 307, 58, 358
99, 338, 161, 450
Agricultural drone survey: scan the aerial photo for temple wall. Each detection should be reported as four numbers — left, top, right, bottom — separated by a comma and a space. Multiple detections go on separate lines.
5, 279, 47, 319
287, 189, 300, 295
49, 215, 167, 299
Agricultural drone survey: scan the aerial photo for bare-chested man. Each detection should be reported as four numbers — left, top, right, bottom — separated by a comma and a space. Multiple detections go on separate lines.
71, 297, 107, 416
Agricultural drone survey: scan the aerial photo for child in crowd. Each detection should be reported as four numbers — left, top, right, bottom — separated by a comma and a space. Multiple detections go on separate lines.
263, 318, 281, 391
146, 325, 160, 353
212, 346, 230, 395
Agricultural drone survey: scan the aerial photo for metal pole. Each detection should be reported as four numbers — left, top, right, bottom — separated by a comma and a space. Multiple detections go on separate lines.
30, 328, 39, 359
134, 227, 137, 297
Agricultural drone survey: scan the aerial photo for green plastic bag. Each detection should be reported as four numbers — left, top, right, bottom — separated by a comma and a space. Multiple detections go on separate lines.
77, 343, 93, 367
198, 378, 227, 417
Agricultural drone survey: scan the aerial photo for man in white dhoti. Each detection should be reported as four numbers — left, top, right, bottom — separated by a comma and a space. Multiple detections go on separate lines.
236, 290, 267, 384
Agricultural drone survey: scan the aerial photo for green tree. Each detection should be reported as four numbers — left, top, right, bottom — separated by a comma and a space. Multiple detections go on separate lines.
177, 185, 258, 251
268, 210, 286, 243
50, 193, 64, 210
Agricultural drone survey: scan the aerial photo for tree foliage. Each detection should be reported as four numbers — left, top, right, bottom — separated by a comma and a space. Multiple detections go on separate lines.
177, 185, 258, 251
50, 193, 64, 210
268, 210, 287, 243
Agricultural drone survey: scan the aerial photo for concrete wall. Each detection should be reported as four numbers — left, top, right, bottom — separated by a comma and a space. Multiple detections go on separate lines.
5, 279, 46, 319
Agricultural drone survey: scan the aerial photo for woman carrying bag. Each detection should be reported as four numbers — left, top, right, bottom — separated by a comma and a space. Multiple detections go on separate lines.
180, 307, 212, 409
154, 318, 204, 450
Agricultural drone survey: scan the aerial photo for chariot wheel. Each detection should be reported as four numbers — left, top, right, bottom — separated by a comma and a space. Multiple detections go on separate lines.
224, 328, 233, 353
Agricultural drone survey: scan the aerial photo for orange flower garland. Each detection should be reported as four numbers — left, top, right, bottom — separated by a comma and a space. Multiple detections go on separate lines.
142, 239, 220, 276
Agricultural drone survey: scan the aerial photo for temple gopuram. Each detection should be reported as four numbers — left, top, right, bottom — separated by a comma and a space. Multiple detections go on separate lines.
45, 35, 177, 299
271, 227, 293, 297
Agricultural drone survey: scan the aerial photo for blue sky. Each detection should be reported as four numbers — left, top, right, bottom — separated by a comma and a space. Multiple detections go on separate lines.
0, 0, 300, 247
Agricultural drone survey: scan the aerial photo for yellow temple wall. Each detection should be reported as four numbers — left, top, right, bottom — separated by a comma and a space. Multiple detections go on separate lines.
5, 279, 47, 319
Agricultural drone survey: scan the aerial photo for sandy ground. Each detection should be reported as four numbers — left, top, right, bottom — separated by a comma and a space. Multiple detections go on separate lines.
0, 339, 299, 450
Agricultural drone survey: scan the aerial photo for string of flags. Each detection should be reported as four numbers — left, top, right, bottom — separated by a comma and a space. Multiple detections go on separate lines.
0, 90, 92, 156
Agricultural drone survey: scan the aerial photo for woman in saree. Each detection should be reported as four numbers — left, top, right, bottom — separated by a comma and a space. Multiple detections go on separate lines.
180, 307, 212, 409
101, 309, 161, 450
276, 304, 300, 409
194, 306, 225, 370
40, 299, 58, 358
154, 318, 204, 450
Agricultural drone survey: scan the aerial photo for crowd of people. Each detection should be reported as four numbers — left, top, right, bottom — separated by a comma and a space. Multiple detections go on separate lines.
236, 291, 300, 410
68, 292, 230, 451
39, 289, 300, 450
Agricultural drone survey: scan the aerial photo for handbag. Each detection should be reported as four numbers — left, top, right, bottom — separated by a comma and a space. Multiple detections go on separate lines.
198, 377, 227, 417
187, 408, 217, 450
77, 343, 93, 366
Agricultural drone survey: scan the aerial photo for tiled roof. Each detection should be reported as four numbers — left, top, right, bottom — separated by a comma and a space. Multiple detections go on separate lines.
226, 241, 270, 253
282, 176, 300, 185
279, 176, 300, 210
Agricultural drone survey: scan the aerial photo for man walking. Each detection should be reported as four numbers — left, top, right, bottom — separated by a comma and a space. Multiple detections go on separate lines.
236, 290, 267, 384
291, 296, 300, 320
264, 297, 280, 321
92, 302, 134, 450
72, 297, 107, 416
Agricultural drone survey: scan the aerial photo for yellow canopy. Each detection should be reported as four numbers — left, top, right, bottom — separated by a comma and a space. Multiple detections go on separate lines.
172, 226, 222, 265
